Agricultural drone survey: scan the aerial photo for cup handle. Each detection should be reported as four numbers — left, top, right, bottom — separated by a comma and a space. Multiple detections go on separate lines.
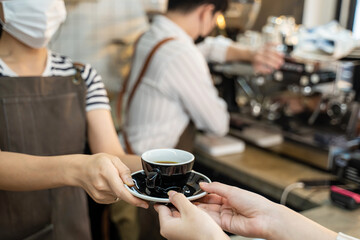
146, 168, 162, 189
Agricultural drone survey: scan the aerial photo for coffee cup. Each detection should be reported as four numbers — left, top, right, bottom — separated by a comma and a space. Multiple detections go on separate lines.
141, 149, 195, 197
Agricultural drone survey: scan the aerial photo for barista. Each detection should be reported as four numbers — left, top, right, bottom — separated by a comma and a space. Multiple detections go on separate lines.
0, 0, 147, 239
120, 0, 285, 155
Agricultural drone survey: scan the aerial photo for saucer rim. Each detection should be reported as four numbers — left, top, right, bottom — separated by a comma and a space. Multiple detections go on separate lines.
124, 170, 211, 203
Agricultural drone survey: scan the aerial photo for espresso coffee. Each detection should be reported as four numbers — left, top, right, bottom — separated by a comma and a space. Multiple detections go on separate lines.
141, 149, 195, 197
154, 161, 178, 164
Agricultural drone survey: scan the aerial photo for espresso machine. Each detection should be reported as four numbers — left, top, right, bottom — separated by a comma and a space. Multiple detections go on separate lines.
211, 14, 360, 170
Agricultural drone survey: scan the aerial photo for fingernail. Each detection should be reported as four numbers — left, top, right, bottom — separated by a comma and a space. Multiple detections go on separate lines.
199, 182, 208, 187
126, 177, 134, 186
167, 190, 176, 197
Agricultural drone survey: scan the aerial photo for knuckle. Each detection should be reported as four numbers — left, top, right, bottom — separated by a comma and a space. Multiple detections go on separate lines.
118, 167, 131, 175
95, 153, 111, 163
94, 152, 106, 159
93, 180, 107, 192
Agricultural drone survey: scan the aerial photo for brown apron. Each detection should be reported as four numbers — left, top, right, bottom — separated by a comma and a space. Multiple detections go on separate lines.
0, 68, 91, 240
117, 37, 196, 154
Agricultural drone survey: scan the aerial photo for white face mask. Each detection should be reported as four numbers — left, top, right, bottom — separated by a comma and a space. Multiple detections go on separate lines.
0, 0, 67, 49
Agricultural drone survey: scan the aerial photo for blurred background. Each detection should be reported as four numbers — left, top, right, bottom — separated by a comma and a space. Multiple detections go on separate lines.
50, 0, 359, 91
49, 1, 360, 239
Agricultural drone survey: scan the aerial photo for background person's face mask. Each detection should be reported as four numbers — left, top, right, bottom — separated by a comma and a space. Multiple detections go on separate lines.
0, 0, 67, 49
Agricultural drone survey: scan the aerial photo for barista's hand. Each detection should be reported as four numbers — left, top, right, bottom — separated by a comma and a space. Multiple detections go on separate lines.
252, 43, 284, 75
196, 182, 277, 239
154, 191, 230, 240
70, 153, 148, 208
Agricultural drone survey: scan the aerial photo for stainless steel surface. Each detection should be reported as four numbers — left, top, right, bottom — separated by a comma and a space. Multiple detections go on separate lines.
229, 113, 331, 169
212, 59, 360, 170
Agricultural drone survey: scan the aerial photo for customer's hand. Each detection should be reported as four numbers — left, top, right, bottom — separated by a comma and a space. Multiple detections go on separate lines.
252, 43, 284, 75
198, 182, 338, 240
154, 191, 230, 240
196, 182, 277, 239
70, 153, 148, 208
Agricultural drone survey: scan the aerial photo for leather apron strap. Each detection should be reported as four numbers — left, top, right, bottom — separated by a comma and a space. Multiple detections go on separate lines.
116, 33, 145, 124
117, 36, 175, 154
0, 66, 91, 240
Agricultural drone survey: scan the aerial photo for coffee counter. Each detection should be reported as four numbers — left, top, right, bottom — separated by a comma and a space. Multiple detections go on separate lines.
194, 144, 360, 237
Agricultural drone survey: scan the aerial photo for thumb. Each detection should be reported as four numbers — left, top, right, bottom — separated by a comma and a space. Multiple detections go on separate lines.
168, 191, 194, 216
201, 182, 260, 209
200, 182, 235, 199
111, 156, 134, 186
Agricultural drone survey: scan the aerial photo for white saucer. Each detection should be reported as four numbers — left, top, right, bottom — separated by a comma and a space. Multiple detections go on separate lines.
124, 170, 211, 203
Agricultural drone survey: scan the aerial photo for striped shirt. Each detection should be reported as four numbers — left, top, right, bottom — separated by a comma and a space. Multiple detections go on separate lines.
0, 50, 110, 112
124, 15, 230, 155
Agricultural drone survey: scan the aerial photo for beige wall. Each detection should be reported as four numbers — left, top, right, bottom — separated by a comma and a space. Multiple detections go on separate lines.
302, 0, 337, 28
50, 0, 340, 92
50, 0, 149, 92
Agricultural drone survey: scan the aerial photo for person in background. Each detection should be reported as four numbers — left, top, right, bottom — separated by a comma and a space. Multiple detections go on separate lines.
121, 0, 284, 156
0, 1, 147, 239
155, 182, 359, 240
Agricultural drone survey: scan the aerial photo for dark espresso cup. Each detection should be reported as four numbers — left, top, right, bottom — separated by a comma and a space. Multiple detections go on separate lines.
141, 149, 195, 197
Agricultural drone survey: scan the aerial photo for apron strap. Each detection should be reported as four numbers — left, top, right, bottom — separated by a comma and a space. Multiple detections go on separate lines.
73, 62, 85, 85
118, 36, 175, 154
116, 33, 144, 123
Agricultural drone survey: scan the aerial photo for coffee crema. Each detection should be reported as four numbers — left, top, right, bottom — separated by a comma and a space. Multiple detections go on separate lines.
154, 161, 178, 164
